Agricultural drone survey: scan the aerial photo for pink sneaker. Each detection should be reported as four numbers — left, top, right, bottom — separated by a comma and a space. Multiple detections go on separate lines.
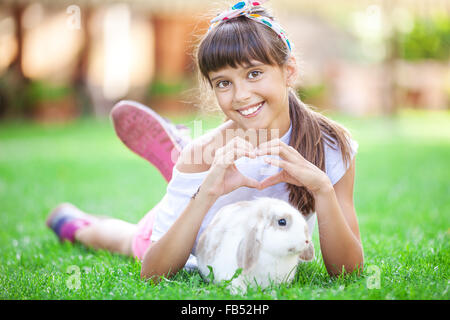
46, 203, 97, 243
111, 100, 191, 182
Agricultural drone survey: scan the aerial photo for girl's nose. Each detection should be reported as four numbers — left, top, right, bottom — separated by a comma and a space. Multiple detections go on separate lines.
234, 83, 252, 103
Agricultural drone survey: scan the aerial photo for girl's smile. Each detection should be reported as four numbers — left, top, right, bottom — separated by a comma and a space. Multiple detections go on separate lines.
236, 100, 265, 117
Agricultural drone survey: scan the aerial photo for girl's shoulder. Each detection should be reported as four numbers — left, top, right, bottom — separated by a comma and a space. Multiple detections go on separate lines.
322, 131, 359, 185
175, 120, 236, 173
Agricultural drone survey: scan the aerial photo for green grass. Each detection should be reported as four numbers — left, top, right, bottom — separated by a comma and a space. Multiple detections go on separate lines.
0, 109, 449, 300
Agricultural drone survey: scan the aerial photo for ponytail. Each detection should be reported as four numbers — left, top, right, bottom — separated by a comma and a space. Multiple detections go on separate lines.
287, 89, 353, 215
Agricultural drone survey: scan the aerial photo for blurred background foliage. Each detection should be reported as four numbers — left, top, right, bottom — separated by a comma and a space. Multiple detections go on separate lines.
25, 81, 73, 104
0, 0, 448, 122
398, 14, 450, 61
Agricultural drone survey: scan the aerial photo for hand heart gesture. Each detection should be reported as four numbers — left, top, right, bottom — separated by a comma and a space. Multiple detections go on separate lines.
202, 136, 261, 197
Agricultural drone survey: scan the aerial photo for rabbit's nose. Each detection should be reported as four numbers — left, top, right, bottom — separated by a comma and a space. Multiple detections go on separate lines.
305, 240, 310, 244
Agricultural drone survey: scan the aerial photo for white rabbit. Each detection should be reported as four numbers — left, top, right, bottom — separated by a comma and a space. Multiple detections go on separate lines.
196, 197, 314, 293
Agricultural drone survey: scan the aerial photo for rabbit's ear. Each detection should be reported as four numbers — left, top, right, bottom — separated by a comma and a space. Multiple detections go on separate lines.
236, 224, 263, 271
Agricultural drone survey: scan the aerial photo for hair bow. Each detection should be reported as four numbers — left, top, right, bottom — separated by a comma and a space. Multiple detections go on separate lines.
209, 0, 292, 52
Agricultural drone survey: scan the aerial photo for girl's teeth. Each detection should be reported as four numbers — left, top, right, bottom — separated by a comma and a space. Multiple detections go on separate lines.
240, 103, 263, 116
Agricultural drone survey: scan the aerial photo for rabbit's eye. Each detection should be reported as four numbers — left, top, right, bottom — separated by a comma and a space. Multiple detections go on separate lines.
278, 219, 287, 226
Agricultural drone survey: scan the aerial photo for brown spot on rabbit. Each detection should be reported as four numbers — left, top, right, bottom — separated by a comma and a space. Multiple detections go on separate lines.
299, 242, 315, 262
237, 225, 262, 271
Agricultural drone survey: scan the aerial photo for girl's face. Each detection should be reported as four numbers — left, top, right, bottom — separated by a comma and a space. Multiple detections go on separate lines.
208, 58, 297, 135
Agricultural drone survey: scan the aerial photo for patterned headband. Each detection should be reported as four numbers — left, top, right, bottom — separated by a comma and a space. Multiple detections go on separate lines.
208, 0, 292, 53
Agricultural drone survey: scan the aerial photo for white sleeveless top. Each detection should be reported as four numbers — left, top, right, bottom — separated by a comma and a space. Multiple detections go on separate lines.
150, 124, 359, 258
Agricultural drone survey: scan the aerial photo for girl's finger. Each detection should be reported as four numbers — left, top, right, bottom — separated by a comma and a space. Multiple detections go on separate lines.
256, 145, 296, 162
263, 157, 292, 172
258, 140, 299, 161
216, 141, 255, 161
257, 138, 279, 151
259, 171, 284, 189
225, 136, 255, 153
234, 147, 258, 160
221, 147, 256, 165
257, 137, 291, 149
258, 139, 294, 153
241, 176, 261, 189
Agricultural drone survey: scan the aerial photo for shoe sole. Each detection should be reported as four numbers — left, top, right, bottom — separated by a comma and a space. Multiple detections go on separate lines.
111, 100, 182, 182
46, 203, 95, 243
46, 203, 77, 229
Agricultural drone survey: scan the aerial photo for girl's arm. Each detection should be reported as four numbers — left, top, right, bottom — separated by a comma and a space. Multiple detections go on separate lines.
140, 136, 260, 281
311, 157, 364, 276
140, 186, 218, 281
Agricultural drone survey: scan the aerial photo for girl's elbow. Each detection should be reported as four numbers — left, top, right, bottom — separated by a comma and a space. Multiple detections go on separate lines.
140, 262, 152, 280
140, 251, 180, 282
140, 260, 156, 281
344, 251, 364, 276
140, 250, 164, 282
140, 263, 167, 283
327, 253, 364, 277
345, 259, 364, 276
342, 243, 365, 276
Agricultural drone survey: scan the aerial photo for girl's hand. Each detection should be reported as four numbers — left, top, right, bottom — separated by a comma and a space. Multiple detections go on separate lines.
202, 136, 261, 198
256, 139, 332, 196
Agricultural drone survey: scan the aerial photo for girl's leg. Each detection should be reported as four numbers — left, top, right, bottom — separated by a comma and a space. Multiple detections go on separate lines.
75, 218, 137, 256
47, 203, 137, 257
110, 100, 192, 182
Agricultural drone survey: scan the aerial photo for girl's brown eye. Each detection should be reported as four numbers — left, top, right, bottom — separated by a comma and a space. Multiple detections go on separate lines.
248, 70, 262, 79
216, 81, 230, 88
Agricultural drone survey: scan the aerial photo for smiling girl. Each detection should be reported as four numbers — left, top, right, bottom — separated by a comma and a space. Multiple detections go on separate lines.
47, 0, 363, 280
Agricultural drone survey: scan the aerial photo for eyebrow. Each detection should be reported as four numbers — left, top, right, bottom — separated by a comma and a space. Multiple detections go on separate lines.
210, 62, 265, 82
210, 75, 225, 83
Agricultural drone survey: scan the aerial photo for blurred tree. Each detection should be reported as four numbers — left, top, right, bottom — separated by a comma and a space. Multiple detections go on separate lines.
398, 14, 450, 61
0, 4, 31, 119
71, 5, 92, 117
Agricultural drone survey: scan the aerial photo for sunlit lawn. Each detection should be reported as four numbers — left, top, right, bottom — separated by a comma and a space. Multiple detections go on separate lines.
0, 109, 448, 299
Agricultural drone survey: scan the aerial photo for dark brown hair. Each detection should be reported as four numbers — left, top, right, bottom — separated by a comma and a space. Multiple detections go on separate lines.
195, 7, 354, 215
